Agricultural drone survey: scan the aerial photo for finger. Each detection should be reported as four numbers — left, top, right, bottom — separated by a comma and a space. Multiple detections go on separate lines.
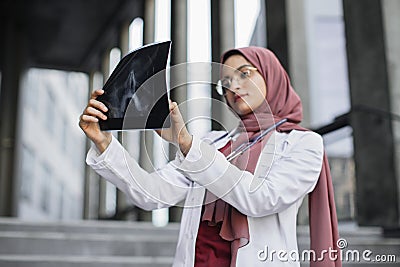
85, 106, 107, 120
81, 114, 99, 123
170, 102, 182, 120
90, 89, 104, 100
169, 101, 178, 112
89, 99, 108, 112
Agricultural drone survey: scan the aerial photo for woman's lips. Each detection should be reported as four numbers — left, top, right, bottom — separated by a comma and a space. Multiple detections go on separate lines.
234, 94, 247, 102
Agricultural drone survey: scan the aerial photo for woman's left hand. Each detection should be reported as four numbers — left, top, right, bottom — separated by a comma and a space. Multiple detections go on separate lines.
156, 100, 193, 156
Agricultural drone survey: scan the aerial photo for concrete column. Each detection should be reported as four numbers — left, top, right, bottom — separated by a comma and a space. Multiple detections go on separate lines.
0, 15, 26, 217
137, 0, 156, 222
144, 0, 155, 45
382, 0, 400, 226
265, 0, 289, 71
170, 0, 188, 152
168, 0, 188, 223
343, 0, 398, 227
114, 22, 131, 220
286, 0, 311, 127
265, 0, 313, 225
83, 73, 96, 219
219, 0, 235, 52
211, 0, 236, 131
83, 72, 107, 220
98, 52, 111, 219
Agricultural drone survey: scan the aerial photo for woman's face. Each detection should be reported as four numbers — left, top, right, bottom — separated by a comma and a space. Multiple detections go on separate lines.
221, 55, 267, 116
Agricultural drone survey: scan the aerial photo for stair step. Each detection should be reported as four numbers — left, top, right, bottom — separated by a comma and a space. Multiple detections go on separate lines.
0, 218, 383, 238
0, 232, 178, 256
1, 217, 398, 267
0, 255, 174, 267
0, 217, 180, 236
297, 223, 383, 237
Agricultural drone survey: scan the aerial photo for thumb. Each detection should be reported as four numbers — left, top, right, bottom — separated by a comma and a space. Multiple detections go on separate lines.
170, 101, 184, 122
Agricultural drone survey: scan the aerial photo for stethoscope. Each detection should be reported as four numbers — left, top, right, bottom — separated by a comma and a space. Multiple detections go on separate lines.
211, 118, 288, 162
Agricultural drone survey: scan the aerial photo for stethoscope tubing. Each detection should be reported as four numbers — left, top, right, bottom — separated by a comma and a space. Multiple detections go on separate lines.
224, 118, 288, 162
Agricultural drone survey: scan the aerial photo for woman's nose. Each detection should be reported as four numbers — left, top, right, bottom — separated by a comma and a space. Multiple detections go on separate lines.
230, 77, 241, 90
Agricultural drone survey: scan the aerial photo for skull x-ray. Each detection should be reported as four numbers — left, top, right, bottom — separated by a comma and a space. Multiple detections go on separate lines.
97, 41, 171, 130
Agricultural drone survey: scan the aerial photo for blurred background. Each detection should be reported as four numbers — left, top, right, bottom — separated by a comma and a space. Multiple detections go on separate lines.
0, 0, 399, 266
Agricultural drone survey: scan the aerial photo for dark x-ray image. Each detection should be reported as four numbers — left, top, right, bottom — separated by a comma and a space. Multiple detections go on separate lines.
97, 41, 171, 130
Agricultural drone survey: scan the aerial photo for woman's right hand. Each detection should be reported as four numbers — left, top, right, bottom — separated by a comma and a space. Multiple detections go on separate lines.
79, 89, 112, 153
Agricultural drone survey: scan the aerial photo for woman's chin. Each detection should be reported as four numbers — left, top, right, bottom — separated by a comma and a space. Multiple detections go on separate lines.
232, 104, 253, 116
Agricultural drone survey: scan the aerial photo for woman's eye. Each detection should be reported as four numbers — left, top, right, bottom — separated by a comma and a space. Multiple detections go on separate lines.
240, 70, 251, 79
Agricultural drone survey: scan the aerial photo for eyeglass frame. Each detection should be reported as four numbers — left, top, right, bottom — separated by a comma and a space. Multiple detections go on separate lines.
215, 65, 258, 96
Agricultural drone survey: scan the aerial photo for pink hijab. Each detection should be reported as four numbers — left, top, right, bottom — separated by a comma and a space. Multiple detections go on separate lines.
202, 46, 341, 267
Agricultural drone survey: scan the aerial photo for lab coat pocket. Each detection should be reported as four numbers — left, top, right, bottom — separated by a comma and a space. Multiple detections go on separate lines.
251, 143, 280, 193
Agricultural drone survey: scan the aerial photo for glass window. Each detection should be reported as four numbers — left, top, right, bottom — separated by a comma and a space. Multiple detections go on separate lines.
45, 89, 55, 135
20, 144, 35, 200
58, 182, 64, 220
22, 69, 39, 112
67, 72, 89, 110
40, 163, 52, 213
60, 115, 68, 152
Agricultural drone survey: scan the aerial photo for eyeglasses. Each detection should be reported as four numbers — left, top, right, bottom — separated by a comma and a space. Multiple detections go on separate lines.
216, 66, 258, 96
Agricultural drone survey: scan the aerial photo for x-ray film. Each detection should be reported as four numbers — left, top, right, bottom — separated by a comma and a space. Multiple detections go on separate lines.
97, 41, 171, 130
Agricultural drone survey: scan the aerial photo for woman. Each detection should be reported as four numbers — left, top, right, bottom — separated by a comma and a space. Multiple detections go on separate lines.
79, 46, 341, 267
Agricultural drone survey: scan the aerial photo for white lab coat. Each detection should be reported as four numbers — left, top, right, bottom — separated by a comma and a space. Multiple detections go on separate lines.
86, 129, 324, 267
